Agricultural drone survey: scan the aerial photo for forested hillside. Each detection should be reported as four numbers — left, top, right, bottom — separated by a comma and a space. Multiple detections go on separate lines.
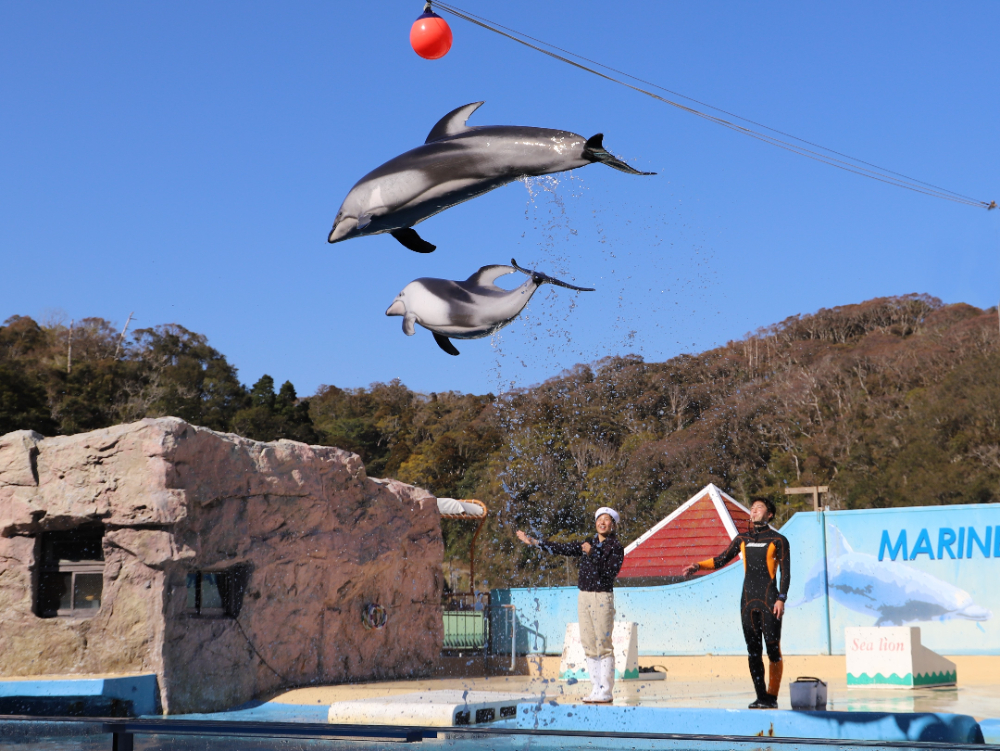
2, 295, 998, 588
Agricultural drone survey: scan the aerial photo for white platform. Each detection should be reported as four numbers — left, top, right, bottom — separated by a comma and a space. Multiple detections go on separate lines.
845, 626, 956, 689
326, 690, 541, 726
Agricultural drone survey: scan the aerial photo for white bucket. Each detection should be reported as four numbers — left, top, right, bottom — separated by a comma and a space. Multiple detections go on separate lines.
790, 676, 828, 710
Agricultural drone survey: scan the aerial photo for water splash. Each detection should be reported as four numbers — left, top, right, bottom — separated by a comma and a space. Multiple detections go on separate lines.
482, 172, 720, 588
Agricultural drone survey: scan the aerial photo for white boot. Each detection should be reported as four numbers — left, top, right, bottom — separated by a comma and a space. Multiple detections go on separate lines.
582, 657, 601, 703
593, 655, 616, 703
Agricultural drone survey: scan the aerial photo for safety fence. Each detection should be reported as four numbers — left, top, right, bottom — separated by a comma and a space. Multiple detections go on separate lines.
442, 592, 490, 652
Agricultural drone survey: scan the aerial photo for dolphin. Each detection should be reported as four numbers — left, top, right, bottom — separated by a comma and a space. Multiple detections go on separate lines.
385, 258, 594, 355
328, 102, 654, 253
790, 524, 992, 626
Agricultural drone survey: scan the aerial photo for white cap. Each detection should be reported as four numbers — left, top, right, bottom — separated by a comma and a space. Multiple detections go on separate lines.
595, 507, 620, 525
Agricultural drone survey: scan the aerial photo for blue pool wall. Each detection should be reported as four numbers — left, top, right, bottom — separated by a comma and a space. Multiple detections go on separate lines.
513, 703, 986, 744
981, 718, 1000, 744
0, 674, 159, 716
490, 503, 1000, 656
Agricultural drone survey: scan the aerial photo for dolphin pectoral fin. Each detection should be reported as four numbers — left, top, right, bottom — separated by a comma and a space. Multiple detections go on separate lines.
403, 313, 417, 336
510, 258, 596, 292
584, 133, 656, 175
425, 102, 485, 143
356, 213, 373, 230
433, 333, 461, 356
390, 228, 437, 253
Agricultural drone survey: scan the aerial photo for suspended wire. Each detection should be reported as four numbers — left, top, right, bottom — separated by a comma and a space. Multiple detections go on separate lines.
433, 2, 996, 212
438, 2, 977, 204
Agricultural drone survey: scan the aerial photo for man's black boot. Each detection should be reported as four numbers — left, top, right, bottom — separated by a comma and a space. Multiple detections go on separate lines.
749, 693, 778, 709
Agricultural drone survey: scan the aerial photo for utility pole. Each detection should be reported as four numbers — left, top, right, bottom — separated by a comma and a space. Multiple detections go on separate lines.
67, 320, 73, 375
784, 485, 829, 512
114, 312, 135, 361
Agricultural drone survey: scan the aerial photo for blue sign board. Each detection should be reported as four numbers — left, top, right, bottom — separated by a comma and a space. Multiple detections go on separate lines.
811, 504, 998, 655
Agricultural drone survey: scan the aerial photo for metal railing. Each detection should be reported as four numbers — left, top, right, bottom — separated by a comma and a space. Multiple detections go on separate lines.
0, 716, 992, 751
442, 592, 490, 652
501, 603, 516, 671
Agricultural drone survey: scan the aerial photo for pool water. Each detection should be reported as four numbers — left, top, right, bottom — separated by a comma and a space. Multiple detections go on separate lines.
2, 720, 998, 751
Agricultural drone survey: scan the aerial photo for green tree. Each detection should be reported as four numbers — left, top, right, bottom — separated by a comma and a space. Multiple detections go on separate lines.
0, 362, 56, 435
231, 376, 318, 443
127, 324, 248, 431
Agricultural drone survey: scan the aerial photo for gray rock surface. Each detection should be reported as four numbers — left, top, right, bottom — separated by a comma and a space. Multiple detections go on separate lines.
0, 418, 444, 714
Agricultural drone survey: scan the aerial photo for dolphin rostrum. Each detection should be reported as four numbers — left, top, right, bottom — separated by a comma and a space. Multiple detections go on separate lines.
790, 524, 992, 626
385, 258, 595, 355
329, 102, 654, 253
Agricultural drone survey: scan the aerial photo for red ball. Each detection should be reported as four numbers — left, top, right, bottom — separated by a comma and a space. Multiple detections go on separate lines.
410, 11, 452, 59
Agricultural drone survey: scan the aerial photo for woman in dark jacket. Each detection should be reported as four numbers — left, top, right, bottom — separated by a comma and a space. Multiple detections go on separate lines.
517, 507, 624, 703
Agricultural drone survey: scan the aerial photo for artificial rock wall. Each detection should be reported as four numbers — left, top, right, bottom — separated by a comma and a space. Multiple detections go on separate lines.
0, 418, 444, 714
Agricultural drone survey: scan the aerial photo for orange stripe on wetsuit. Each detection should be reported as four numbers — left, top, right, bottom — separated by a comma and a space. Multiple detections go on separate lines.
697, 540, 746, 571
699, 526, 789, 604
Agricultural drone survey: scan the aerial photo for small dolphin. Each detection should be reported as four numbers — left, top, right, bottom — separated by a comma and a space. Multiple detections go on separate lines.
385, 258, 594, 355
329, 102, 654, 253
791, 524, 992, 626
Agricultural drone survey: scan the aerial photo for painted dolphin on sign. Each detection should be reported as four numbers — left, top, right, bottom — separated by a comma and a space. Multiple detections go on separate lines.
385, 258, 594, 355
328, 102, 654, 253
791, 524, 992, 626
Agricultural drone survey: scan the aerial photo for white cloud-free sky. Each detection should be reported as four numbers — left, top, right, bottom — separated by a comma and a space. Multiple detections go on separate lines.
2, 1, 997, 397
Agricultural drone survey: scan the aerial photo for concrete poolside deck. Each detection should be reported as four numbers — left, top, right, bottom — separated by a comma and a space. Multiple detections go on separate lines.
268, 655, 1000, 722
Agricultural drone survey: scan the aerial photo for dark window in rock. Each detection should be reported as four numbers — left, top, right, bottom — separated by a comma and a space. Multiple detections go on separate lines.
36, 525, 105, 618
186, 565, 250, 618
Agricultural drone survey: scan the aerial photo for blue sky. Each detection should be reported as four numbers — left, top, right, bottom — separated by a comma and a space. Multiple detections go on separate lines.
2, 1, 997, 397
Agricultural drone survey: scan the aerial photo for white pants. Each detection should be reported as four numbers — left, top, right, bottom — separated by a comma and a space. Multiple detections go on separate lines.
578, 590, 615, 658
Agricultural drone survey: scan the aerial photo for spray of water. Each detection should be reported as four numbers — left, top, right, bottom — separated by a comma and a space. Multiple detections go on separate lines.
482, 173, 719, 592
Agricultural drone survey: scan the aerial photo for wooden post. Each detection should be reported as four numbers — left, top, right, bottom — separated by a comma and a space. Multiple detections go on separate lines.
784, 485, 830, 512
67, 320, 73, 375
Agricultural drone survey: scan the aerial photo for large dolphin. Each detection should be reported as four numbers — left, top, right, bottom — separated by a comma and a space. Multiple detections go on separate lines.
329, 102, 654, 253
790, 524, 992, 626
385, 258, 594, 355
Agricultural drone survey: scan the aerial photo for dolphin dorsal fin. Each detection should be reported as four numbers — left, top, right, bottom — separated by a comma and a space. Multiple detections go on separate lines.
465, 264, 516, 288
426, 102, 485, 143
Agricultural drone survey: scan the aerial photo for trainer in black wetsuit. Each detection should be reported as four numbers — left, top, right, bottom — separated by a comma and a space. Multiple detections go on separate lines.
684, 497, 790, 709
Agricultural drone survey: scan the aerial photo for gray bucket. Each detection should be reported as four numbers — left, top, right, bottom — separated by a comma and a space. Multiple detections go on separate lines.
790, 676, 828, 710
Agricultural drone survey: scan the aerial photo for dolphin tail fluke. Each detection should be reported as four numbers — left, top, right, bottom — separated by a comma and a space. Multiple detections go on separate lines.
584, 134, 656, 175
510, 258, 596, 292
390, 228, 437, 253
433, 333, 460, 356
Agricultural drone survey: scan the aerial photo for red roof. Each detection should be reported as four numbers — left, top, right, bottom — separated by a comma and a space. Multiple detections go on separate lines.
618, 484, 751, 581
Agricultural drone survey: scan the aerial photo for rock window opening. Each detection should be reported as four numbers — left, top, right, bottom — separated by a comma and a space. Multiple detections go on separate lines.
36, 525, 105, 618
186, 565, 250, 618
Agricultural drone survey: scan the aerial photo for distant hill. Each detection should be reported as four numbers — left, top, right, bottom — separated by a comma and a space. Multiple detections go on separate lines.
3, 294, 998, 588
